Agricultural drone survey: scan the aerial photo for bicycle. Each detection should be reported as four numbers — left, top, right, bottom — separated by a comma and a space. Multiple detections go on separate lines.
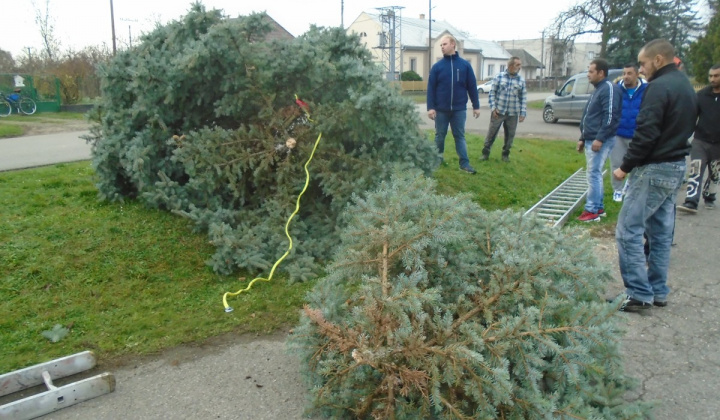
0, 90, 37, 117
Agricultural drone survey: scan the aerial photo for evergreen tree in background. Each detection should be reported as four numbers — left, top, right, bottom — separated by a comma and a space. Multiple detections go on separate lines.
86, 4, 437, 280
688, 0, 720, 83
290, 173, 651, 419
663, 0, 702, 64
606, 0, 669, 66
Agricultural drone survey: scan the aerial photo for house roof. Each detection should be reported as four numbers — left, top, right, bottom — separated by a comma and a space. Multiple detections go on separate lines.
506, 49, 543, 68
363, 12, 510, 59
259, 13, 294, 41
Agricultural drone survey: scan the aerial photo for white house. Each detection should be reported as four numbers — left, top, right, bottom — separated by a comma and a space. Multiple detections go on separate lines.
347, 11, 510, 82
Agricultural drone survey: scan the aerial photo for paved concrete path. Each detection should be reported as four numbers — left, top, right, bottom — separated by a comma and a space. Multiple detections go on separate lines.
0, 131, 91, 172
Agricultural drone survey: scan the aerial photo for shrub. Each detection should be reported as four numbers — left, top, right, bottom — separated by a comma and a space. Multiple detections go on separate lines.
290, 173, 651, 419
400, 70, 422, 81
85, 5, 437, 280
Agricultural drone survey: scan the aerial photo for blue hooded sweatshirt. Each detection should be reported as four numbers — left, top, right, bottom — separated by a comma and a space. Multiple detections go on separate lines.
427, 52, 480, 112
615, 78, 647, 139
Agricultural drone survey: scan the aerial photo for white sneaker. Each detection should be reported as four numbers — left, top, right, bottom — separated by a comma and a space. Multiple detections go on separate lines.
613, 190, 623, 202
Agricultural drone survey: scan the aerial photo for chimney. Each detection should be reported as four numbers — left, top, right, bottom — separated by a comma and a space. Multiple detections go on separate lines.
419, 14, 425, 19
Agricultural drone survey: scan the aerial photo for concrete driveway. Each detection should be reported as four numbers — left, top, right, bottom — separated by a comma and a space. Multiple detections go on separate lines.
0, 131, 91, 172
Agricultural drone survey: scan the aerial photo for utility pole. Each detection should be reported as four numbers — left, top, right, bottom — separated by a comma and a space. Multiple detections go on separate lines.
120, 18, 138, 48
376, 6, 404, 81
341, 0, 344, 28
428, 0, 432, 81
540, 30, 545, 89
110, 0, 117, 55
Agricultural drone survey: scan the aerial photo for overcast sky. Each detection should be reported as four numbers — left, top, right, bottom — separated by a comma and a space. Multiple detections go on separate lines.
3, 0, 608, 58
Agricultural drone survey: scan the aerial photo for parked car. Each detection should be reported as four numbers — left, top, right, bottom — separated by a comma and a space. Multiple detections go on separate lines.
542, 69, 622, 123
477, 80, 493, 94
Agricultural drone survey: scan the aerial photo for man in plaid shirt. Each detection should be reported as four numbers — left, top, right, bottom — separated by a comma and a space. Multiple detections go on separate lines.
481, 57, 527, 162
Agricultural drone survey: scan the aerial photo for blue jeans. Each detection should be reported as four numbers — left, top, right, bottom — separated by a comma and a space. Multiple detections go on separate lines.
434, 110, 470, 168
584, 138, 615, 213
616, 161, 685, 303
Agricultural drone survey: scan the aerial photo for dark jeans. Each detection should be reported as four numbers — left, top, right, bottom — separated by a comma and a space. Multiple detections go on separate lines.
684, 139, 720, 206
482, 113, 518, 158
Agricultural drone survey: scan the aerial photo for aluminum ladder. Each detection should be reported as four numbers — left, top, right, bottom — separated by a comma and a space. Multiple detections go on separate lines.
0, 351, 115, 420
524, 168, 592, 228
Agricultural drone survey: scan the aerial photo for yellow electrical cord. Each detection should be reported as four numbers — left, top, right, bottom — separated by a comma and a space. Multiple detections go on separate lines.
222, 97, 320, 313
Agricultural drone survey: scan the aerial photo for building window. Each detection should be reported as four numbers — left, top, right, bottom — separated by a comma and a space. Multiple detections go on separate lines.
410, 58, 416, 72
488, 64, 495, 77
587, 51, 595, 60
500, 65, 506, 73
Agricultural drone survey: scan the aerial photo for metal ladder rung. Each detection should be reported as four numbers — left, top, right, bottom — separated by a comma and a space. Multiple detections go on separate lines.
524, 168, 599, 228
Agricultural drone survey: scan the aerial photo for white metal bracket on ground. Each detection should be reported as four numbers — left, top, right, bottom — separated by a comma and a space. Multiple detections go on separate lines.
0, 351, 115, 420
524, 168, 603, 228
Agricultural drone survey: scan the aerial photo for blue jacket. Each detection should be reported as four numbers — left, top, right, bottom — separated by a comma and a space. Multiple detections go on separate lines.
615, 78, 647, 139
579, 78, 622, 142
427, 52, 480, 112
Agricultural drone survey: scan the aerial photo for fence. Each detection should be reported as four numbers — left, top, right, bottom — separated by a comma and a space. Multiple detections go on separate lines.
0, 73, 61, 113
396, 79, 565, 93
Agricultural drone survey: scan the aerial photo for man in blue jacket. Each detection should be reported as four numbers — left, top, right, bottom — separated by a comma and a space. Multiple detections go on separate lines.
427, 34, 481, 174
577, 58, 622, 222
610, 64, 647, 202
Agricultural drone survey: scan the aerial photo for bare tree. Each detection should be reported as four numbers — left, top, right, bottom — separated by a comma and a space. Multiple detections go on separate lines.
550, 0, 624, 58
33, 0, 61, 62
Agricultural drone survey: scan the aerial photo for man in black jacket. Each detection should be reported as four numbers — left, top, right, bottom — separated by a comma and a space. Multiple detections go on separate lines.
611, 39, 697, 312
677, 64, 720, 213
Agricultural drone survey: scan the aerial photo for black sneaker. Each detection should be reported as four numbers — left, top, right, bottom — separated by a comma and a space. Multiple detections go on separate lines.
676, 202, 698, 214
502, 156, 510, 162
653, 299, 668, 307
480, 155, 489, 161
705, 200, 716, 209
607, 294, 652, 312
460, 166, 477, 174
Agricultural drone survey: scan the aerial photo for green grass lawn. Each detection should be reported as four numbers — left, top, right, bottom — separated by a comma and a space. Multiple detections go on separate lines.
0, 163, 314, 373
0, 135, 620, 372
528, 99, 545, 109
0, 124, 23, 137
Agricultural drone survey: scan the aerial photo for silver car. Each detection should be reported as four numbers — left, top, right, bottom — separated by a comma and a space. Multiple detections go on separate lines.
542, 69, 622, 123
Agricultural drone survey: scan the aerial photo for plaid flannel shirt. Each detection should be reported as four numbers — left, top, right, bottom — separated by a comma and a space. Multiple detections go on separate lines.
488, 71, 527, 117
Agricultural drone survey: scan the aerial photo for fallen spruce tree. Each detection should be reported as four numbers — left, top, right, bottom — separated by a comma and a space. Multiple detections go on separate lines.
86, 5, 437, 281
290, 173, 651, 419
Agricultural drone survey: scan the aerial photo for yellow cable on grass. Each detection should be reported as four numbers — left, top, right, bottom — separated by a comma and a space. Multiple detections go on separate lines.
222, 98, 320, 312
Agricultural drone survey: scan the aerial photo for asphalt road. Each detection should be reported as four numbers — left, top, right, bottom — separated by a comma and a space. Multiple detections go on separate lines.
0, 131, 91, 172
416, 91, 582, 141
0, 92, 573, 174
